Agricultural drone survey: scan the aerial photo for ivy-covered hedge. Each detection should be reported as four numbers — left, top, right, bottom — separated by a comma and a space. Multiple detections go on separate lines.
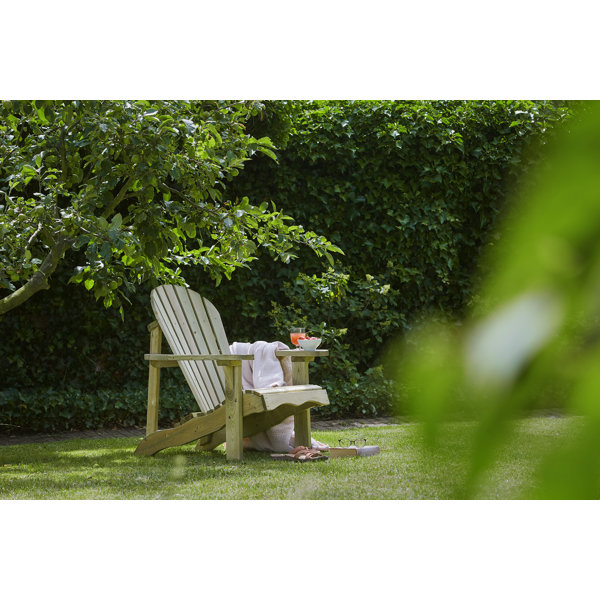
0, 100, 576, 431
0, 379, 197, 433
224, 100, 575, 412
230, 100, 572, 322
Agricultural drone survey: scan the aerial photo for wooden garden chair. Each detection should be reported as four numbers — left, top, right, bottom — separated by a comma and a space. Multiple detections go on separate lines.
134, 284, 329, 460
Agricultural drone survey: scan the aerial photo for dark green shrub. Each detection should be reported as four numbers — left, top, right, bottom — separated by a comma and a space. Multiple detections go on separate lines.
228, 101, 574, 330
0, 100, 577, 428
313, 366, 397, 419
230, 101, 575, 416
0, 379, 196, 433
0, 256, 153, 389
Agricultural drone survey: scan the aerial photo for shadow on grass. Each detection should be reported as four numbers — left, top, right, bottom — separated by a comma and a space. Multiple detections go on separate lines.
1, 433, 351, 499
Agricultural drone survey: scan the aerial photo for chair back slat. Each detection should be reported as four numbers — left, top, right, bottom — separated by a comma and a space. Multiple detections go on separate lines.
150, 290, 216, 412
201, 296, 231, 354
177, 287, 229, 393
163, 286, 225, 408
151, 285, 228, 412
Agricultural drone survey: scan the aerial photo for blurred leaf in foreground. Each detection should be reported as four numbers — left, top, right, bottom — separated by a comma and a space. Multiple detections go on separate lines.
392, 101, 600, 499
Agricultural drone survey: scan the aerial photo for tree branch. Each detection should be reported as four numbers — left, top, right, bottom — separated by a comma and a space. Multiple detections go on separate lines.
0, 236, 72, 315
101, 175, 135, 219
60, 126, 68, 181
24, 222, 43, 255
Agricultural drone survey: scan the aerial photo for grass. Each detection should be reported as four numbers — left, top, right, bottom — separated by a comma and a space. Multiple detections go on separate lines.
0, 416, 588, 500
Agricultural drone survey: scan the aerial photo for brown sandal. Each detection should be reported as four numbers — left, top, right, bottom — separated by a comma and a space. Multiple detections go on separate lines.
271, 446, 328, 462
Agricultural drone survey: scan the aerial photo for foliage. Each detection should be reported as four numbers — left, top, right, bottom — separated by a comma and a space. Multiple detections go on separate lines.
392, 101, 600, 499
0, 379, 195, 433
0, 100, 578, 429
268, 269, 397, 416
0, 256, 152, 389
228, 100, 574, 344
228, 100, 576, 415
0, 100, 340, 315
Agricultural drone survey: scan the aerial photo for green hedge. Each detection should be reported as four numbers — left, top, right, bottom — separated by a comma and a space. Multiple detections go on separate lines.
229, 101, 573, 329
0, 372, 396, 433
0, 100, 576, 430
224, 100, 575, 413
0, 262, 153, 389
0, 379, 197, 433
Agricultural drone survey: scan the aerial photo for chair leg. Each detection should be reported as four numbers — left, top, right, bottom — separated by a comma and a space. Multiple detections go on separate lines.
146, 322, 162, 436
222, 361, 244, 460
292, 356, 313, 447
294, 410, 311, 448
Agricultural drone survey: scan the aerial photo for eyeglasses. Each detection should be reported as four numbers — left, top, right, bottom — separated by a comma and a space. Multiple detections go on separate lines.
337, 438, 368, 448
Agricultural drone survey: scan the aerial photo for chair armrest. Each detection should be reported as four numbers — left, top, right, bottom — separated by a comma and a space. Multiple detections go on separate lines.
145, 351, 328, 369
275, 349, 329, 358
145, 353, 254, 364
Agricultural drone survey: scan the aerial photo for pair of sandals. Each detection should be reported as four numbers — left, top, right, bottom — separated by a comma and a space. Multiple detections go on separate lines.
271, 446, 328, 462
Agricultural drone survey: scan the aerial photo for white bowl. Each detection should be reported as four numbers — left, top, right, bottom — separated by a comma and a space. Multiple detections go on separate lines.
298, 337, 322, 351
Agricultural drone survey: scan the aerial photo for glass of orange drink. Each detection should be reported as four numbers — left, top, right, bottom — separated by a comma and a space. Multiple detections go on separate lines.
290, 327, 306, 348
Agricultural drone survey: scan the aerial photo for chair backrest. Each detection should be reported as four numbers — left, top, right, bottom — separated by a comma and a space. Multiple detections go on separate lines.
151, 285, 229, 413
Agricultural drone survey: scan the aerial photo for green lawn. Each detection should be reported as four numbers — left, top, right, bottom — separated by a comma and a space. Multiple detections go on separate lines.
0, 416, 587, 500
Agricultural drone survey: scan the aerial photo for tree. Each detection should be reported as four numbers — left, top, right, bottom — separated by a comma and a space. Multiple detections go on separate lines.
0, 100, 340, 315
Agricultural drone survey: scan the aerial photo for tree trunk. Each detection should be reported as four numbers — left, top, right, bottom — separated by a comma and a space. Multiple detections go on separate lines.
0, 237, 72, 315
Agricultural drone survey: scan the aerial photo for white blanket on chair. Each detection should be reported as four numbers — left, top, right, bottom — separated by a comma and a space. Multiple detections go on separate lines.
229, 341, 295, 452
229, 341, 292, 390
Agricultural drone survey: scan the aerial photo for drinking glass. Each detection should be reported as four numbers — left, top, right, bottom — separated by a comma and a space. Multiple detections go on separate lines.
290, 327, 306, 348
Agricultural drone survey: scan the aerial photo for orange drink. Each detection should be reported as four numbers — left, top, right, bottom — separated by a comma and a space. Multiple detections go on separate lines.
290, 327, 306, 347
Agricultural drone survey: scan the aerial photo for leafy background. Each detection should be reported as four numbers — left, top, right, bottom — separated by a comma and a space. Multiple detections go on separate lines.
394, 100, 600, 498
0, 100, 577, 431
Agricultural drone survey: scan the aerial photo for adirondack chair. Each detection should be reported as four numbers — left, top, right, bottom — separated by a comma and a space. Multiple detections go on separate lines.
134, 284, 330, 460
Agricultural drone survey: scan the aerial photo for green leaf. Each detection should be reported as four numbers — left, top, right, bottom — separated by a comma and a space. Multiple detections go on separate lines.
21, 164, 37, 177
36, 106, 49, 124
110, 213, 122, 229
100, 243, 112, 261
182, 119, 197, 134
257, 146, 277, 161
